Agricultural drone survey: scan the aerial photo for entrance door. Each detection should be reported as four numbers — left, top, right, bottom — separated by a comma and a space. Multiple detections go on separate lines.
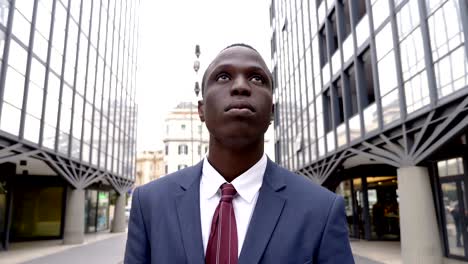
440, 180, 468, 257
366, 176, 399, 240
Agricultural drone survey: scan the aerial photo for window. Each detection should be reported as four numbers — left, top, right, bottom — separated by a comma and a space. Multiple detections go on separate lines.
178, 144, 188, 155
358, 48, 375, 107
323, 89, 333, 133
181, 124, 186, 130
178, 164, 188, 170
355, 0, 367, 23
165, 144, 169, 155
319, 27, 328, 67
345, 65, 358, 117
197, 145, 201, 155
164, 165, 168, 174
341, 0, 352, 39
329, 10, 339, 55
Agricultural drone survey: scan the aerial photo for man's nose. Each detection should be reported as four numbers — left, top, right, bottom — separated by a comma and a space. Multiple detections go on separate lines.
230, 76, 251, 96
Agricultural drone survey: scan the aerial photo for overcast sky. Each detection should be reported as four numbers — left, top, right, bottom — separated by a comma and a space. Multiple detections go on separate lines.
136, 0, 272, 151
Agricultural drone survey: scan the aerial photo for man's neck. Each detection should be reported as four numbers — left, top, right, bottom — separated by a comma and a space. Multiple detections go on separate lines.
207, 137, 264, 183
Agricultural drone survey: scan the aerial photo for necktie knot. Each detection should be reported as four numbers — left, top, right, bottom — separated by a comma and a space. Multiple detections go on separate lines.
220, 183, 237, 203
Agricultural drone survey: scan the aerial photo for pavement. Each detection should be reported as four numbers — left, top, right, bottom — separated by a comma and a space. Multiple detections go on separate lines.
0, 232, 399, 264
23, 233, 127, 264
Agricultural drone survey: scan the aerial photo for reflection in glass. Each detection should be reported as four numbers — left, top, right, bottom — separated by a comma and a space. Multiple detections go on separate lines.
318, 137, 325, 157
434, 47, 468, 98
396, 0, 420, 39
375, 23, 393, 61
356, 15, 370, 49
349, 114, 361, 142
381, 89, 400, 125
327, 131, 335, 153
405, 71, 430, 114
342, 35, 353, 64
331, 50, 341, 76
399, 27, 425, 81
363, 103, 378, 133
337, 123, 347, 147
372, 0, 389, 30
378, 51, 398, 96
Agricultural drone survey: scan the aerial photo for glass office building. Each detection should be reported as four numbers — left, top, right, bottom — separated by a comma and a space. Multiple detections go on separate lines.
270, 0, 468, 261
0, 0, 139, 249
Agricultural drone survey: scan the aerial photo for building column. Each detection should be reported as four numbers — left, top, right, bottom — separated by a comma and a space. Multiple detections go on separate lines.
63, 187, 85, 245
111, 193, 126, 233
397, 166, 442, 264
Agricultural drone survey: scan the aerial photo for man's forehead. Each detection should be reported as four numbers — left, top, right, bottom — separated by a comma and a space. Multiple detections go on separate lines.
210, 46, 269, 70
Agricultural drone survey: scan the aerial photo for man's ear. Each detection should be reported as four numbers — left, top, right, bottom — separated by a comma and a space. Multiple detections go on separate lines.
198, 100, 205, 122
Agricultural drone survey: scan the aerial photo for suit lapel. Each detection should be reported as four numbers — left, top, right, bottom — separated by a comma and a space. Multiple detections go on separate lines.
175, 162, 205, 264
238, 160, 286, 264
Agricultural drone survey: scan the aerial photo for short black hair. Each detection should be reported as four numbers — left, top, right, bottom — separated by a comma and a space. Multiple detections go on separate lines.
201, 43, 273, 97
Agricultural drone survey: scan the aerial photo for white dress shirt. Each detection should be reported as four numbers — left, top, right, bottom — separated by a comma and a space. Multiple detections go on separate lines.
200, 153, 267, 257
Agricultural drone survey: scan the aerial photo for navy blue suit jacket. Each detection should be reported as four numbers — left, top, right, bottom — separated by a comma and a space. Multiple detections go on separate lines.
124, 159, 354, 263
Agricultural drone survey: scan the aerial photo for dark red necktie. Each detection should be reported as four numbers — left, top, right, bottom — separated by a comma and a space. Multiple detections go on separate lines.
206, 183, 238, 264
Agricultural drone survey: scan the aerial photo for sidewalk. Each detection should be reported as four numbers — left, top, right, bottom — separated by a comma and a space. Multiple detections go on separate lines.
351, 240, 402, 264
0, 231, 126, 264
0, 233, 401, 264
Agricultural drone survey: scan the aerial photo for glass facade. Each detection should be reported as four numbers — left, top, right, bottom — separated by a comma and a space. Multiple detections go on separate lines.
0, 0, 139, 180
10, 185, 64, 240
436, 157, 468, 258
270, 0, 468, 171
85, 189, 110, 233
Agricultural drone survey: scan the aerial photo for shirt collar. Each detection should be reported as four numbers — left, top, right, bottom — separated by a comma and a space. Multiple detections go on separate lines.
200, 153, 267, 204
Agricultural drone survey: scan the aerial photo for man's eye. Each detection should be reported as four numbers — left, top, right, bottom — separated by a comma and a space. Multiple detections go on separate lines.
216, 74, 231, 82
250, 75, 265, 84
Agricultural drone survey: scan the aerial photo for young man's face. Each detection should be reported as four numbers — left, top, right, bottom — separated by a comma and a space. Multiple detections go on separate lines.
199, 46, 273, 149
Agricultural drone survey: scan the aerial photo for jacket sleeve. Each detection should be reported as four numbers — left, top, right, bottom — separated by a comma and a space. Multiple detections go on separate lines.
316, 195, 355, 264
124, 187, 150, 264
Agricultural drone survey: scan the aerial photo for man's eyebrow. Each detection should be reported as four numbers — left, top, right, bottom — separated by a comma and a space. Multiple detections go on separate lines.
210, 63, 270, 75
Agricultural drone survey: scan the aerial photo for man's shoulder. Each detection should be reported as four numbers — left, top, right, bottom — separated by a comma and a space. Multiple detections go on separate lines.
270, 162, 337, 203
136, 166, 197, 198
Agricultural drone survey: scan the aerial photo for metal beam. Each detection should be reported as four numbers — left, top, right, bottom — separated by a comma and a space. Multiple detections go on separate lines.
349, 148, 400, 167
414, 114, 468, 164
0, 143, 22, 157
362, 141, 402, 164
56, 156, 79, 183
379, 134, 405, 159
409, 110, 435, 156
41, 152, 78, 188
414, 96, 468, 158
0, 150, 40, 164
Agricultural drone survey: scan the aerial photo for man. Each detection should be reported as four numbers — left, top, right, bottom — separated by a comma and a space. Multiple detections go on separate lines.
125, 44, 354, 263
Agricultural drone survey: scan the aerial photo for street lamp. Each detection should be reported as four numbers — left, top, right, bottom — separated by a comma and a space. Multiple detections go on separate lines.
190, 45, 202, 165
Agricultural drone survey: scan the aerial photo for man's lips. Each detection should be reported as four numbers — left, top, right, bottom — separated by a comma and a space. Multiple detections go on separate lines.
224, 101, 256, 112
